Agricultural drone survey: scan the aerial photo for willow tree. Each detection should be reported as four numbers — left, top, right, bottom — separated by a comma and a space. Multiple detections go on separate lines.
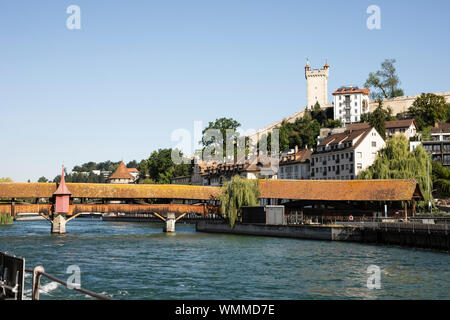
220, 176, 260, 228
358, 135, 432, 208
0, 214, 13, 225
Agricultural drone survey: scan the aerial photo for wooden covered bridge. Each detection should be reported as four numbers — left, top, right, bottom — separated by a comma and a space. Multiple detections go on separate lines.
0, 174, 423, 233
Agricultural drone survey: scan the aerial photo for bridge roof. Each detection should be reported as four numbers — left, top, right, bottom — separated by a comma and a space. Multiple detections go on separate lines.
0, 179, 423, 202
0, 183, 220, 200
258, 179, 423, 201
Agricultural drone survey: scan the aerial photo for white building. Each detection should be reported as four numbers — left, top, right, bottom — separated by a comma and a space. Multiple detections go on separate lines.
310, 127, 385, 180
278, 147, 312, 180
333, 86, 370, 124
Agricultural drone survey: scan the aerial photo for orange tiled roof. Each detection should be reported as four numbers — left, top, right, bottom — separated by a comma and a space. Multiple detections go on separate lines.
258, 179, 423, 201
0, 183, 220, 200
109, 162, 134, 180
333, 87, 370, 96
127, 168, 139, 173
280, 149, 312, 165
431, 122, 450, 134
318, 128, 371, 148
385, 119, 417, 129
347, 120, 417, 131
0, 179, 423, 201
346, 123, 371, 131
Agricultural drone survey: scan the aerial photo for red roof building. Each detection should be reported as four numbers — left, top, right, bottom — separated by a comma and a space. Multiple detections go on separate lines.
53, 166, 71, 213
346, 119, 418, 140
109, 161, 136, 184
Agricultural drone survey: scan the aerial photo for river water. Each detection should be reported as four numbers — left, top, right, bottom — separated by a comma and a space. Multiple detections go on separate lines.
0, 219, 449, 300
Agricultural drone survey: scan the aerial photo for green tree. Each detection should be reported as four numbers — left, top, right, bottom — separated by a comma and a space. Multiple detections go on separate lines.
324, 119, 343, 129
219, 176, 260, 228
0, 213, 13, 224
432, 161, 450, 197
146, 149, 174, 183
37, 177, 48, 183
143, 148, 192, 184
311, 102, 327, 125
365, 59, 404, 99
359, 135, 432, 209
370, 100, 387, 139
447, 105, 450, 123
0, 177, 13, 183
126, 160, 138, 168
360, 100, 396, 139
139, 177, 156, 184
202, 117, 241, 159
408, 93, 450, 131
274, 112, 321, 152
137, 160, 150, 180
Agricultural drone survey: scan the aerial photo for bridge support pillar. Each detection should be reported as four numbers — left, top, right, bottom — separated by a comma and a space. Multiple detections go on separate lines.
51, 214, 67, 234
164, 213, 176, 233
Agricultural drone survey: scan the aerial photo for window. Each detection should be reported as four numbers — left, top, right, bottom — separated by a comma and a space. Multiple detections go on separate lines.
444, 155, 450, 165
432, 145, 441, 152
372, 142, 377, 147
357, 163, 362, 169
357, 152, 362, 159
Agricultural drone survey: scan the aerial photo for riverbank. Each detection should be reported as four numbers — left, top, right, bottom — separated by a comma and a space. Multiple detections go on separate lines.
196, 221, 450, 252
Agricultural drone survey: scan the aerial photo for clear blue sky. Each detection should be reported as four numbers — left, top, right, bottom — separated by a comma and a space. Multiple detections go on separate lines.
1, 0, 449, 182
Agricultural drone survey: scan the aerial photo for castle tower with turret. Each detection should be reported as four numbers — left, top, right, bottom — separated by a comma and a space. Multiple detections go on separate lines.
305, 60, 329, 108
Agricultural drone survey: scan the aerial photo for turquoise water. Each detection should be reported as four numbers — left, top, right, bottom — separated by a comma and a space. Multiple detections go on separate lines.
0, 219, 449, 300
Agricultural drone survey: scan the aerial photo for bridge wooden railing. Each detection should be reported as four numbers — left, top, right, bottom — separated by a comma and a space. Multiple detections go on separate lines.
0, 203, 221, 217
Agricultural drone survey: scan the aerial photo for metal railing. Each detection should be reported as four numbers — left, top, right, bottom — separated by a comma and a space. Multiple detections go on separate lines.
285, 215, 449, 234
25, 266, 113, 300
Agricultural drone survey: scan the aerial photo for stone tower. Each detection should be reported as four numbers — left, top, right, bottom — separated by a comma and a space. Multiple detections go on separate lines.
305, 60, 329, 108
